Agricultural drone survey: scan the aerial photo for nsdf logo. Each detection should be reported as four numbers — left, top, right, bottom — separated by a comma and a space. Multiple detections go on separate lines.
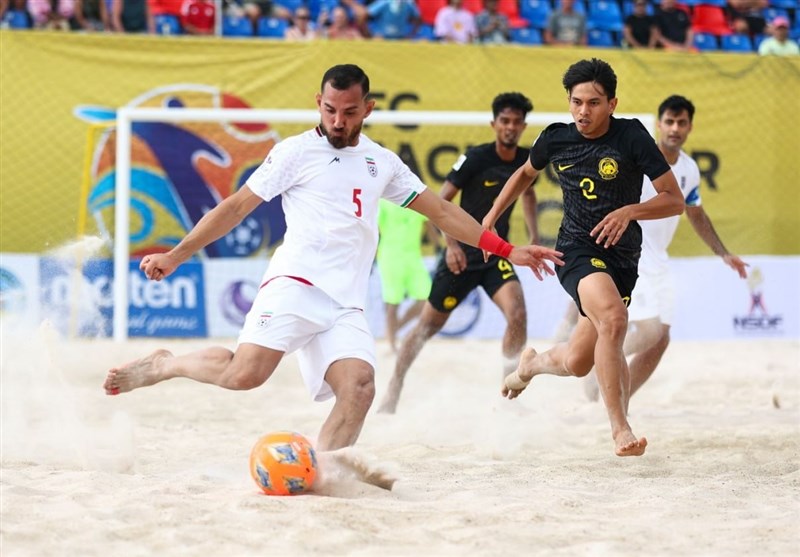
39, 258, 113, 336
732, 267, 783, 334
128, 261, 207, 337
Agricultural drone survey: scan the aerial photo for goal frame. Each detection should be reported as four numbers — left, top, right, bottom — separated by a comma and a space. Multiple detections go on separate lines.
112, 107, 655, 341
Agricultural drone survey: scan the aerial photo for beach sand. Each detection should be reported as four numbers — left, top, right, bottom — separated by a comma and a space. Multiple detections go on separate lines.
1, 327, 798, 556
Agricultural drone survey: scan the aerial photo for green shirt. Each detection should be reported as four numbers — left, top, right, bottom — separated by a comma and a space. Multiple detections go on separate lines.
377, 199, 427, 260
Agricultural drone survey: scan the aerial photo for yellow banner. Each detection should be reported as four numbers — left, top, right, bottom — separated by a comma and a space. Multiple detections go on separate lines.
1, 31, 799, 256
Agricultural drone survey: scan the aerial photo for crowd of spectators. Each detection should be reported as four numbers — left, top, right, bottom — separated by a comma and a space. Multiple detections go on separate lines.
1, 0, 797, 55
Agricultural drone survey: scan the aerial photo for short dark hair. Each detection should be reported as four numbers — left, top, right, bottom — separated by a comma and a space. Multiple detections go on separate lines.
562, 58, 617, 100
320, 64, 370, 98
492, 92, 533, 119
658, 95, 695, 121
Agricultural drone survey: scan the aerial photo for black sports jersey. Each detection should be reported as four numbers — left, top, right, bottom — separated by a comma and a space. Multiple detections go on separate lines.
446, 142, 531, 266
530, 117, 671, 269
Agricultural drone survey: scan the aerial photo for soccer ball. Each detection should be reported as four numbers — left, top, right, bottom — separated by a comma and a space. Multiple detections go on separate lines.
249, 431, 318, 496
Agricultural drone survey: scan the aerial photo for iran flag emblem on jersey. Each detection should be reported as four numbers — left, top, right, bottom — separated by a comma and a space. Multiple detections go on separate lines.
366, 157, 377, 177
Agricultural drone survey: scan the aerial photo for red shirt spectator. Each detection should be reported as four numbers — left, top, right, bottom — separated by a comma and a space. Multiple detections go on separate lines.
180, 0, 214, 34
148, 0, 181, 17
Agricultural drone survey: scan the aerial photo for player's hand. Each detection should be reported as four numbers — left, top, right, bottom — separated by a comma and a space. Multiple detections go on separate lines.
508, 245, 564, 281
480, 216, 498, 263
140, 253, 179, 282
590, 207, 632, 248
445, 245, 467, 275
723, 254, 749, 279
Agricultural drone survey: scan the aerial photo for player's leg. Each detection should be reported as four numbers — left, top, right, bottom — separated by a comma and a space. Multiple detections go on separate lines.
384, 302, 401, 352
488, 278, 527, 377
502, 315, 597, 397
378, 258, 472, 414
377, 302, 449, 414
578, 273, 647, 457
318, 357, 376, 450
629, 324, 671, 396
103, 343, 283, 395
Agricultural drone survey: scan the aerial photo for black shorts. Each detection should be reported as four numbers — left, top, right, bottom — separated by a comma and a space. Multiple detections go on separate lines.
428, 255, 519, 312
556, 246, 638, 316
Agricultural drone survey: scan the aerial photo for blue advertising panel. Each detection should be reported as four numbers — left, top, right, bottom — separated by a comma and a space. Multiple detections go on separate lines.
128, 260, 207, 337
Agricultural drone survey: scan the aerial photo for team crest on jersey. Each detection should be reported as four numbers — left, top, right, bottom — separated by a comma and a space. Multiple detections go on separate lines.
590, 258, 607, 269
366, 157, 377, 177
443, 296, 458, 310
598, 157, 618, 180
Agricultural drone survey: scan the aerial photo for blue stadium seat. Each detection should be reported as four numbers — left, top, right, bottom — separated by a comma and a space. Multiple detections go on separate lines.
762, 7, 790, 25
720, 33, 754, 52
308, 0, 339, 20
413, 23, 436, 41
693, 32, 718, 51
1, 9, 32, 29
257, 16, 288, 38
587, 28, 616, 47
274, 0, 305, 14
768, 0, 798, 9
222, 15, 253, 37
519, 0, 551, 29
587, 0, 624, 32
154, 14, 182, 35
510, 26, 543, 45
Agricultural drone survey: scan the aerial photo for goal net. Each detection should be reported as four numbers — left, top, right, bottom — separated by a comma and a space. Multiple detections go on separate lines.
106, 107, 655, 341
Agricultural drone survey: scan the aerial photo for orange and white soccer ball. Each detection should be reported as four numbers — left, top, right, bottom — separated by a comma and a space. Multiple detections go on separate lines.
249, 431, 318, 496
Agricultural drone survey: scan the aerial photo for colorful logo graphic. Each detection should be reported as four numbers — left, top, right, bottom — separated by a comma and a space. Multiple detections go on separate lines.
733, 267, 783, 333
74, 85, 287, 259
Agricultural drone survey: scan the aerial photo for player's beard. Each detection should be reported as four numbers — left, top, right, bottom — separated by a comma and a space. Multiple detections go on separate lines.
320, 122, 361, 149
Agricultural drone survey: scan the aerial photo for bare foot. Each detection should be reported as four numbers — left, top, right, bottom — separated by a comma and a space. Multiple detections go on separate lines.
501, 348, 537, 399
104, 349, 172, 395
318, 447, 397, 491
614, 430, 648, 457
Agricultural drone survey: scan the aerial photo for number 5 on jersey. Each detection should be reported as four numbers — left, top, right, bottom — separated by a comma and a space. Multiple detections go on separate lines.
353, 188, 362, 217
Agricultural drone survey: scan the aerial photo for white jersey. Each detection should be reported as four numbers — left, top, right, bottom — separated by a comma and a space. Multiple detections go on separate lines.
638, 150, 702, 274
246, 127, 426, 309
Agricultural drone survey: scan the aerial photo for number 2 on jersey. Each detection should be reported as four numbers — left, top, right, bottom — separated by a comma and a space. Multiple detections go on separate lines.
352, 188, 362, 217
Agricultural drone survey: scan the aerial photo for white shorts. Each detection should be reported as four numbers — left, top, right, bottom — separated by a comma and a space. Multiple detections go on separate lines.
627, 269, 676, 325
237, 277, 376, 402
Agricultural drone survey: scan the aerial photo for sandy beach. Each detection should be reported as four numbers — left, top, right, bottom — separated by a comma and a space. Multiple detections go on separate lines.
1, 327, 798, 556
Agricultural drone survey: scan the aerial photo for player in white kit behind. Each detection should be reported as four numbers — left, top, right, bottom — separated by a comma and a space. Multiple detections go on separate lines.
102, 64, 564, 486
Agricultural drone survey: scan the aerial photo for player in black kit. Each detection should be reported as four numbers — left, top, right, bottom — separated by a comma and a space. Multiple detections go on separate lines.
378, 92, 538, 414
484, 59, 685, 457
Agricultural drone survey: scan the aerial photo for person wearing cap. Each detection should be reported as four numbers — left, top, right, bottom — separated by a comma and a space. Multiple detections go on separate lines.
758, 16, 799, 56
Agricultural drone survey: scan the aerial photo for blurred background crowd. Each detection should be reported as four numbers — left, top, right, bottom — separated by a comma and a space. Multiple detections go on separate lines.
1, 0, 797, 55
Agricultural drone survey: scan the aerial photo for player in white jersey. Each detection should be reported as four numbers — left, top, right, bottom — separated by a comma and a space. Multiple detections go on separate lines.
102, 64, 564, 476
583, 94, 748, 401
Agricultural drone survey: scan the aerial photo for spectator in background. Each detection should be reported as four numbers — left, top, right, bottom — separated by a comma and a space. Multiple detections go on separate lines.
758, 16, 800, 55
324, 5, 364, 39
726, 0, 766, 38
623, 0, 658, 48
148, 0, 180, 29
284, 5, 319, 40
27, 0, 80, 30
367, 0, 420, 40
655, 0, 693, 51
1, 0, 34, 27
180, 0, 214, 34
74, 0, 109, 30
242, 0, 289, 28
434, 0, 476, 43
476, 0, 510, 44
111, 0, 150, 32
544, 0, 587, 46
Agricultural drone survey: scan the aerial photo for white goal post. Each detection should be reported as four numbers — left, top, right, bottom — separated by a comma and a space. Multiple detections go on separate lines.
112, 107, 655, 341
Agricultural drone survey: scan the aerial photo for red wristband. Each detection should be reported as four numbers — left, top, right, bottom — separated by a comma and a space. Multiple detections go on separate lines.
478, 230, 514, 258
